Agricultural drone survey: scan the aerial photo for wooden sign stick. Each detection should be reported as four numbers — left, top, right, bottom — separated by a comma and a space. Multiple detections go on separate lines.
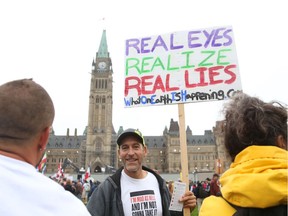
178, 103, 190, 216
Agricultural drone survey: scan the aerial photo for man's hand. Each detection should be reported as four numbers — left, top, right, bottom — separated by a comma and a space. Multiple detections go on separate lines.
179, 191, 197, 210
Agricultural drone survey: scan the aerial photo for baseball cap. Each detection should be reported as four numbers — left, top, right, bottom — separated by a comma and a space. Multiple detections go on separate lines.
117, 128, 145, 146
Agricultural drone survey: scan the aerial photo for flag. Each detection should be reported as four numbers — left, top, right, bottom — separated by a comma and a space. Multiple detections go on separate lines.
41, 164, 47, 174
84, 164, 91, 180
56, 162, 64, 179
37, 152, 47, 174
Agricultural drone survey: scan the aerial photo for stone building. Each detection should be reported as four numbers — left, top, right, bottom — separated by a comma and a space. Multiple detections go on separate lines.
45, 30, 230, 176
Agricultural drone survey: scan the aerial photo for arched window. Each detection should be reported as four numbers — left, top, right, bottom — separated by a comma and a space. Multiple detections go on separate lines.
96, 141, 102, 152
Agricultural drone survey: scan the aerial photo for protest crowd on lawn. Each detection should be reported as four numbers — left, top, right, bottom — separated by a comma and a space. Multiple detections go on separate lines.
50, 169, 217, 210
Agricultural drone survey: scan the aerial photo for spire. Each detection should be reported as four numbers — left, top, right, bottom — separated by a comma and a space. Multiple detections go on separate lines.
97, 30, 109, 58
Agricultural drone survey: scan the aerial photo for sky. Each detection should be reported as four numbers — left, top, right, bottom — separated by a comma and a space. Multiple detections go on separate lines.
0, 0, 287, 136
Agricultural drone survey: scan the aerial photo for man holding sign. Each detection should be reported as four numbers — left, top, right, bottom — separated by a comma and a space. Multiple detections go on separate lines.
87, 128, 196, 215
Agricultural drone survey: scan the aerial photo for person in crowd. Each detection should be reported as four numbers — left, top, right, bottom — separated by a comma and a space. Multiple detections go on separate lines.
59, 177, 67, 187
87, 128, 196, 215
194, 182, 209, 211
200, 92, 287, 216
0, 79, 91, 216
209, 173, 221, 196
75, 179, 84, 200
168, 180, 174, 196
82, 179, 91, 204
64, 179, 76, 194
203, 178, 210, 193
88, 180, 100, 201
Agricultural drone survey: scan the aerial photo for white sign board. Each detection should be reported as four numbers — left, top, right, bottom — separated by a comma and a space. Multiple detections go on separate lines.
124, 26, 242, 107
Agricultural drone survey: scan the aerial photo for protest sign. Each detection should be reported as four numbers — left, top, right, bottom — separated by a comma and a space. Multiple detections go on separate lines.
124, 26, 241, 107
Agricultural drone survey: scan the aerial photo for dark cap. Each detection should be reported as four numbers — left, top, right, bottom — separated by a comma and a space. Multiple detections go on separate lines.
117, 128, 145, 146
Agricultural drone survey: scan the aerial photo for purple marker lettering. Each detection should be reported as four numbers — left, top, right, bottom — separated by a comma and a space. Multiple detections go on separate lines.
211, 28, 225, 47
188, 31, 202, 48
126, 39, 140, 56
170, 33, 184, 50
141, 37, 152, 54
203, 29, 215, 48
223, 29, 233, 46
151, 35, 168, 52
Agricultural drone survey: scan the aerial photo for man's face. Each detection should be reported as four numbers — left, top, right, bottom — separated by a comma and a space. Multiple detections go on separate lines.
118, 136, 147, 177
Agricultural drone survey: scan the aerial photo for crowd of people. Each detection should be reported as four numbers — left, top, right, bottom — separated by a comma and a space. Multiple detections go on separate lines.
50, 176, 101, 204
0, 78, 287, 216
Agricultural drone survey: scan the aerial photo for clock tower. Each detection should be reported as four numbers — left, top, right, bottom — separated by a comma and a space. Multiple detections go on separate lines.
85, 30, 117, 173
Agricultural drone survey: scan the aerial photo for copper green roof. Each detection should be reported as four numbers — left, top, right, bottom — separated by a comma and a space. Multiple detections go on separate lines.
97, 30, 108, 58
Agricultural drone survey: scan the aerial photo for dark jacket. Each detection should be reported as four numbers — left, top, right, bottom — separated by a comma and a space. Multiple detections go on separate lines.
87, 166, 183, 216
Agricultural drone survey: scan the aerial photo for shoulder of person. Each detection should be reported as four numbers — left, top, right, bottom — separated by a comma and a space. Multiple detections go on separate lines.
199, 196, 236, 216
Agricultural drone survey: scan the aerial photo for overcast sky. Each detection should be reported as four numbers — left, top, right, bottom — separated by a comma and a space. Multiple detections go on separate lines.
0, 0, 287, 136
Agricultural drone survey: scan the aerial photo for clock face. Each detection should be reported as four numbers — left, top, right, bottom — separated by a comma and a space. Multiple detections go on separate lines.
98, 61, 107, 69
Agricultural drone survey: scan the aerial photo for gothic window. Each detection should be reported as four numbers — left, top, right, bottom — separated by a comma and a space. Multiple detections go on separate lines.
102, 96, 105, 103
95, 80, 98, 89
105, 80, 107, 89
96, 141, 102, 152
